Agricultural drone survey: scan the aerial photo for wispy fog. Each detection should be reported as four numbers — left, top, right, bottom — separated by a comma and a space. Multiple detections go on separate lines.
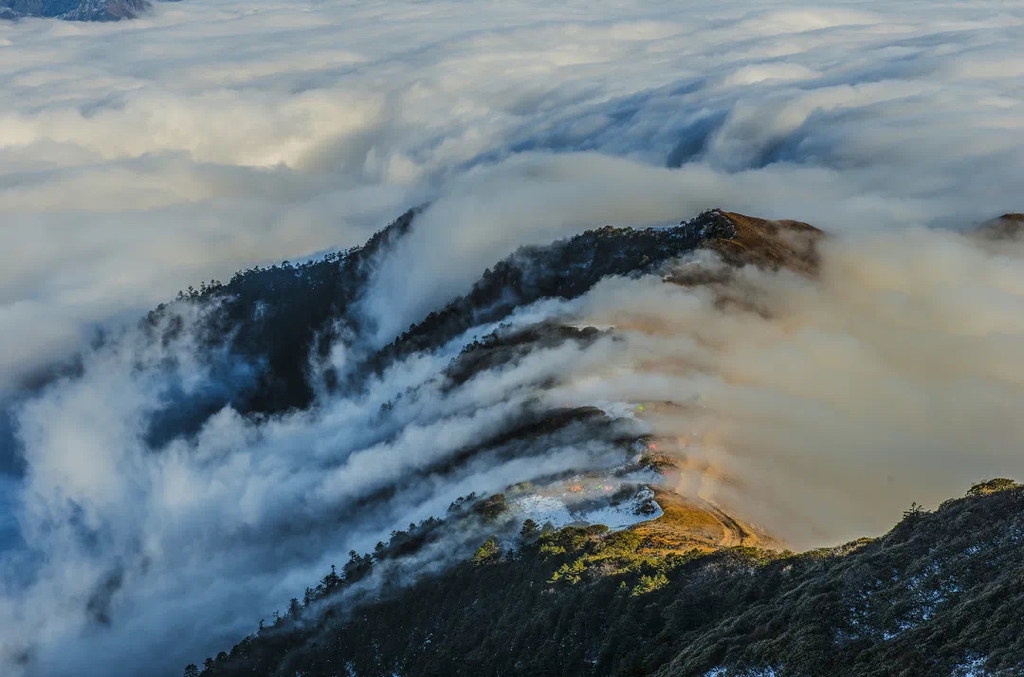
569, 229, 1024, 547
1, 0, 1023, 675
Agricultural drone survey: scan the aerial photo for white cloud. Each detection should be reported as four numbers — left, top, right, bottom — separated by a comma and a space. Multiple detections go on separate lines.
2, 0, 1024, 384
0, 298, 634, 675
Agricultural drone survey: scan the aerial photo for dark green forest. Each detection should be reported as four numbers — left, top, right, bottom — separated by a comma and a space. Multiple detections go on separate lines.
192, 479, 1024, 677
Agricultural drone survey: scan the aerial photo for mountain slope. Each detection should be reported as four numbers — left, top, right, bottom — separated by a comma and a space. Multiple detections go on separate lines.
194, 480, 1024, 677
65, 205, 1015, 677
139, 209, 764, 445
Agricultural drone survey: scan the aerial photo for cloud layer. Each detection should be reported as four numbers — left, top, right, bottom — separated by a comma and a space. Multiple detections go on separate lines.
3, 0, 1024, 384
2, 0, 1024, 675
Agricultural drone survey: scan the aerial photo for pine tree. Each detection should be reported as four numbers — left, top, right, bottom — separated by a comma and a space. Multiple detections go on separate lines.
472, 536, 502, 566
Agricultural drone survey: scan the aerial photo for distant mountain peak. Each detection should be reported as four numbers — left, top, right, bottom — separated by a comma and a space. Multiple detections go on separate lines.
1, 0, 149, 21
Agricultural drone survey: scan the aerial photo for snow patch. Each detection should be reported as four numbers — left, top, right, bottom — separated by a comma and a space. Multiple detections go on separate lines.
510, 485, 662, 531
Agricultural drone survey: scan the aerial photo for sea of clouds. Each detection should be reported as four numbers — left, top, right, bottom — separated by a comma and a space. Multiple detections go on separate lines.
2, 0, 1024, 674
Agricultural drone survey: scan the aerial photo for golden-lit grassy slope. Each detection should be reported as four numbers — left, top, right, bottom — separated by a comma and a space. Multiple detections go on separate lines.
706, 209, 823, 275
663, 210, 823, 305
628, 487, 772, 554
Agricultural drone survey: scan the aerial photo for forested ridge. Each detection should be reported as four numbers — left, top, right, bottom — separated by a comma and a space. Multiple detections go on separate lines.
190, 480, 1024, 677
163, 209, 1022, 677
139, 209, 744, 448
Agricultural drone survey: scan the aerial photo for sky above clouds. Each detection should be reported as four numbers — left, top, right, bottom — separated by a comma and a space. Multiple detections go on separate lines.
1, 1, 1024, 675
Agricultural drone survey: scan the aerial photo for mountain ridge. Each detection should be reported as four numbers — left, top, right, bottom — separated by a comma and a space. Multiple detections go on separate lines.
21, 204, 1012, 677
191, 478, 1024, 677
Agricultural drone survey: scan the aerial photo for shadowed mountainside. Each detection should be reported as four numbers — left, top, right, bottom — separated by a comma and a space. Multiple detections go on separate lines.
141, 208, 797, 446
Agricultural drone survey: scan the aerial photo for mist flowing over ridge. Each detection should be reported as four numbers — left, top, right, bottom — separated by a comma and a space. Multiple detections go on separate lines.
2, 207, 1024, 676
2, 0, 1024, 675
